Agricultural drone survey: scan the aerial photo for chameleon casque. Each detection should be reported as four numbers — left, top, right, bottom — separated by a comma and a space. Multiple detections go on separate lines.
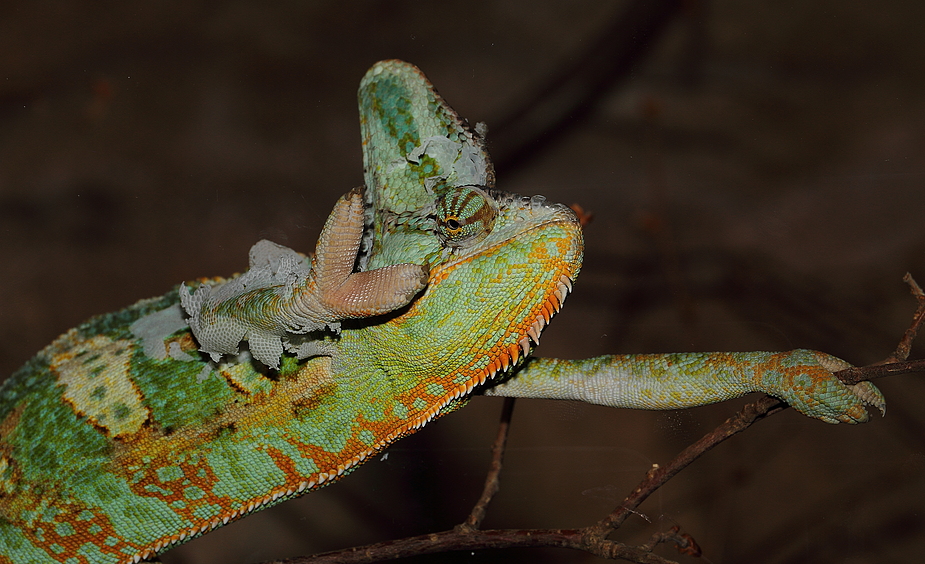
0, 60, 885, 563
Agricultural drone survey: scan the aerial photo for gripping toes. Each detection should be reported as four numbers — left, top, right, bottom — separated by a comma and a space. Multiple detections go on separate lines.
758, 350, 886, 424
293, 187, 428, 320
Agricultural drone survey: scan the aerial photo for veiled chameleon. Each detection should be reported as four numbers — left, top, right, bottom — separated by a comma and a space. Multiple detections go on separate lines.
0, 60, 883, 564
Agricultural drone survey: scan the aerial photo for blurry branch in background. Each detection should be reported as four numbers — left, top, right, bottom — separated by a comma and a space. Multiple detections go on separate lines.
489, 0, 685, 174
270, 271, 925, 562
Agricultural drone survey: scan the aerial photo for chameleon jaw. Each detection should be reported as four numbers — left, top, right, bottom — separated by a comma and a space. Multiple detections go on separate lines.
372, 272, 576, 438
456, 271, 575, 391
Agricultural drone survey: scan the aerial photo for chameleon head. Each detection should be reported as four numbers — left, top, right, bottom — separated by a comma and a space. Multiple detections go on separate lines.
357, 183, 583, 396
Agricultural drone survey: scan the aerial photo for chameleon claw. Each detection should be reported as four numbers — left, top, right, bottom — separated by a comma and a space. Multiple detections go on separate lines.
850, 381, 886, 416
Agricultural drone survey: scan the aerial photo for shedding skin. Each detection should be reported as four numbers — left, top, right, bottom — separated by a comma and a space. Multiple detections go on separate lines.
180, 188, 428, 368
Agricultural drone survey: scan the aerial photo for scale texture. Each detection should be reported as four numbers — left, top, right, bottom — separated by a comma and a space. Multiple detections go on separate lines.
0, 60, 883, 564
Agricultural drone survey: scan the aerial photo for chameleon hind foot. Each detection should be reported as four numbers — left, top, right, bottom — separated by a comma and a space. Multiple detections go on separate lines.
755, 350, 886, 424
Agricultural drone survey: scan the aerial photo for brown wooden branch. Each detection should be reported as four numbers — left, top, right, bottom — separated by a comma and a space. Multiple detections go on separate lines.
834, 359, 925, 385
273, 526, 699, 564
588, 394, 785, 538
888, 273, 925, 363
457, 397, 515, 532
835, 273, 925, 384
260, 274, 924, 564
276, 528, 682, 564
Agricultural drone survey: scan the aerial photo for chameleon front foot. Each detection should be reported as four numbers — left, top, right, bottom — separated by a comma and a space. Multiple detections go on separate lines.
180, 188, 428, 369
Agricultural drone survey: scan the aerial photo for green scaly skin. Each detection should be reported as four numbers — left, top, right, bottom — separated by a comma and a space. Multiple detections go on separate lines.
0, 60, 883, 563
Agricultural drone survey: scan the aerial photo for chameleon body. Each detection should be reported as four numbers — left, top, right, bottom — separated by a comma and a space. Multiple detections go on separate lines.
0, 60, 884, 563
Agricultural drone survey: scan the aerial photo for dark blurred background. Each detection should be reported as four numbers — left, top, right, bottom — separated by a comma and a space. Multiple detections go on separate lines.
1, 1, 924, 562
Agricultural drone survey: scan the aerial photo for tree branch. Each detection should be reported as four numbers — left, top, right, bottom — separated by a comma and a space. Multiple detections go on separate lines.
835, 273, 925, 384
457, 397, 515, 532
834, 359, 925, 385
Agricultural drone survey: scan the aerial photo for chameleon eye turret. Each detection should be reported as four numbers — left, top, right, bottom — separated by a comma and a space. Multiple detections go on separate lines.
434, 185, 497, 248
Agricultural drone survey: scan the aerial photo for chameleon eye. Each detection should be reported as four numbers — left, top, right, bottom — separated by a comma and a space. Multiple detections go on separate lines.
435, 186, 497, 247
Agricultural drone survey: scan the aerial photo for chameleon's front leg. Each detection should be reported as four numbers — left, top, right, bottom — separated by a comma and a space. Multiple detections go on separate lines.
180, 187, 428, 368
486, 350, 885, 424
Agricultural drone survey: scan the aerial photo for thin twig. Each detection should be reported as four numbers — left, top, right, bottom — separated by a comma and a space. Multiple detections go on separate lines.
639, 526, 701, 557
458, 397, 516, 532
588, 394, 783, 537
835, 359, 925, 385
834, 274, 925, 382
888, 273, 925, 363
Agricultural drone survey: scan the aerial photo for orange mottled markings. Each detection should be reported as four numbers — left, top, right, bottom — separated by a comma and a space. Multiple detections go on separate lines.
526, 242, 551, 263
99, 355, 339, 544
263, 446, 304, 485
0, 447, 24, 524
10, 495, 137, 564
0, 405, 25, 510
112, 357, 335, 470
0, 454, 13, 497
228, 357, 335, 431
126, 453, 235, 525
0, 402, 23, 443
288, 440, 335, 475
282, 405, 435, 489
219, 362, 270, 396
